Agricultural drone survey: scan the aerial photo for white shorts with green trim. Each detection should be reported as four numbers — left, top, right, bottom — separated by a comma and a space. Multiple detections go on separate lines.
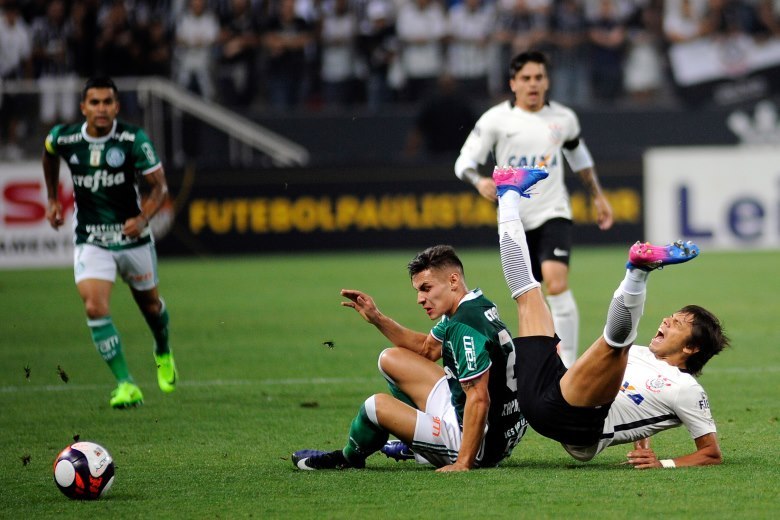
411, 376, 488, 468
74, 243, 158, 291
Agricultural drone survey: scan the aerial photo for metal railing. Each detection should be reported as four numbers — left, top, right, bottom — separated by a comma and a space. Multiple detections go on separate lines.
1, 77, 309, 167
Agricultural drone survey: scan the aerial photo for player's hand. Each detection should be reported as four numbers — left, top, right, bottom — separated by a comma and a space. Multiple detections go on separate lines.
122, 215, 147, 238
625, 448, 662, 469
340, 289, 382, 324
593, 193, 613, 230
46, 200, 64, 230
435, 461, 471, 473
476, 177, 497, 202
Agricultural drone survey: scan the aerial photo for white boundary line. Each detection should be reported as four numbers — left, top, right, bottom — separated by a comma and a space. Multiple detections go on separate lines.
1, 367, 777, 394
0, 376, 376, 393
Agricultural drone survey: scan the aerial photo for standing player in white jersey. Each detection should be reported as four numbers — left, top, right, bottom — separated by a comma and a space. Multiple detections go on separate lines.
42, 77, 178, 409
454, 50, 613, 367
382, 169, 726, 468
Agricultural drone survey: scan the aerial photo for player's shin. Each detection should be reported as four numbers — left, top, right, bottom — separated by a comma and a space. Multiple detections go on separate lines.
547, 290, 579, 367
343, 396, 389, 464
143, 298, 170, 355
88, 316, 132, 382
603, 269, 648, 348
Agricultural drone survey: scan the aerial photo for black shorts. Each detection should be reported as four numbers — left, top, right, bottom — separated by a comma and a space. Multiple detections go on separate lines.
514, 336, 610, 446
524, 218, 573, 282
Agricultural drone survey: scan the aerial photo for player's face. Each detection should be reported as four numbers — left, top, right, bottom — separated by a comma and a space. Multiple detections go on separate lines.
648, 311, 698, 366
412, 268, 460, 320
510, 61, 549, 112
81, 88, 119, 137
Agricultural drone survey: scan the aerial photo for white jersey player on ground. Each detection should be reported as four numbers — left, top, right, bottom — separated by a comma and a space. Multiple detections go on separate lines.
454, 50, 614, 368
383, 167, 727, 469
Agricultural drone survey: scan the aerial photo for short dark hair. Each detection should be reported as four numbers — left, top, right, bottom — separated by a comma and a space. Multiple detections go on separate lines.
407, 245, 465, 279
509, 51, 549, 77
82, 76, 119, 100
679, 305, 729, 377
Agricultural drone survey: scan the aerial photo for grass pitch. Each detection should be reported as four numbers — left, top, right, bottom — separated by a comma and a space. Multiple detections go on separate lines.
1, 247, 779, 518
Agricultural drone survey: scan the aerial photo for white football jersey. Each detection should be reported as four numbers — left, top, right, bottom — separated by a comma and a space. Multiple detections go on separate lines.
564, 346, 717, 461
457, 100, 582, 230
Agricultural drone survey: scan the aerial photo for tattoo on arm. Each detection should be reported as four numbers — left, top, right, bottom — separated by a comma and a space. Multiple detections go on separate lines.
461, 380, 475, 391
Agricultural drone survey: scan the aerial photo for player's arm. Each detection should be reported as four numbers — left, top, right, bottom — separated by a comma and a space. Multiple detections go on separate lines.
562, 138, 613, 231
42, 145, 64, 230
123, 167, 169, 238
436, 372, 490, 472
340, 289, 442, 361
625, 432, 722, 469
454, 120, 496, 202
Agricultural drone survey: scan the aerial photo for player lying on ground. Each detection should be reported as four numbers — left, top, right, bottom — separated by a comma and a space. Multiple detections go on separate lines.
291, 241, 536, 472
383, 167, 728, 469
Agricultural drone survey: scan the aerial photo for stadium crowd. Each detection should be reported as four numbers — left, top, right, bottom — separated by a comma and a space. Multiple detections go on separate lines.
2, 0, 780, 158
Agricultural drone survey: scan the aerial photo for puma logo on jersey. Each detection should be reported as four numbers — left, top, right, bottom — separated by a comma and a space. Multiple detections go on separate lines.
72, 169, 126, 192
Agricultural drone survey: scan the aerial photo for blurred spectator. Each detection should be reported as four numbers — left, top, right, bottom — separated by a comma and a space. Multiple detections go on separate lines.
709, 0, 766, 37
446, 0, 494, 99
174, 0, 220, 100
0, 0, 33, 161
96, 1, 140, 78
31, 0, 78, 126
320, 0, 358, 107
395, 0, 447, 103
217, 0, 261, 107
491, 0, 549, 98
548, 0, 590, 106
663, 0, 713, 43
263, 0, 314, 110
587, 0, 628, 102
403, 74, 476, 160
67, 0, 99, 79
757, 0, 780, 37
356, 0, 397, 111
138, 19, 173, 77
623, 0, 665, 103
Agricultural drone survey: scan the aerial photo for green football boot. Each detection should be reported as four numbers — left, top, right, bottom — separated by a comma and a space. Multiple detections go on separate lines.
109, 381, 144, 409
155, 352, 178, 393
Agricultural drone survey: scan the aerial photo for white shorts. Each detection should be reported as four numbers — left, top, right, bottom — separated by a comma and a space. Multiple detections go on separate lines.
74, 243, 158, 291
410, 376, 487, 468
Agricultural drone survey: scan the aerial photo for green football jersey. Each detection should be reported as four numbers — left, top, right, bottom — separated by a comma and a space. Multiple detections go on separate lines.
45, 119, 160, 250
431, 289, 527, 466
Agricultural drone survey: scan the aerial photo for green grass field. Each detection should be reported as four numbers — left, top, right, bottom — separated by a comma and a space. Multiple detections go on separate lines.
1, 246, 779, 518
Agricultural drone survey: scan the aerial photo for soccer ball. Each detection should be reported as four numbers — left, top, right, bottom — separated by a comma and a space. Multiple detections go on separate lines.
53, 441, 115, 500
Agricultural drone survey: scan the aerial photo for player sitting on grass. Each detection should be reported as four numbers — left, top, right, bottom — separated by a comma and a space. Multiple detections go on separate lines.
292, 243, 530, 472
291, 168, 552, 472
382, 167, 728, 469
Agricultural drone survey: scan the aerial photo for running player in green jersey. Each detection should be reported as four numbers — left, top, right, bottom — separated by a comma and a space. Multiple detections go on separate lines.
42, 76, 178, 409
292, 245, 526, 471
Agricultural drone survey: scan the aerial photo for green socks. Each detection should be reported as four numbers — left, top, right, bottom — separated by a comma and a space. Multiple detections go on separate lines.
88, 316, 131, 382
343, 397, 388, 464
143, 300, 170, 355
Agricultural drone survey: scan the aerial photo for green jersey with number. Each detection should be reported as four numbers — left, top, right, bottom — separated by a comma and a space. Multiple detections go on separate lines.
44, 119, 160, 250
431, 289, 527, 466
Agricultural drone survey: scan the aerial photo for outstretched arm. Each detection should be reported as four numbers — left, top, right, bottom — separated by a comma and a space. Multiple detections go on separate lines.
436, 372, 490, 472
625, 432, 722, 469
340, 289, 441, 361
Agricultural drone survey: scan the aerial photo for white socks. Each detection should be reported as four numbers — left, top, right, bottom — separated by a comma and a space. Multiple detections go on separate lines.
547, 290, 579, 367
499, 219, 541, 299
603, 268, 649, 348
